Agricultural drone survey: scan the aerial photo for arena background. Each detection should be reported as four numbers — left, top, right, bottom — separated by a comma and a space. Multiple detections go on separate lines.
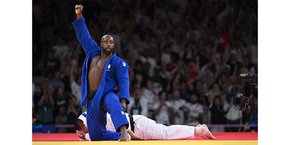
32, 0, 258, 144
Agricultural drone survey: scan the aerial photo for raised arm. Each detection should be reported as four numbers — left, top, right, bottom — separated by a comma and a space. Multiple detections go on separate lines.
72, 4, 101, 55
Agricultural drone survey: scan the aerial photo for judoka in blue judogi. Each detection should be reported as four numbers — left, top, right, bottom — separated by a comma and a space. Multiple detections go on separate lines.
72, 4, 131, 141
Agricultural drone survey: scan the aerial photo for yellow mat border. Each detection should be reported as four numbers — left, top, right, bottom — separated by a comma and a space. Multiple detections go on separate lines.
33, 140, 257, 145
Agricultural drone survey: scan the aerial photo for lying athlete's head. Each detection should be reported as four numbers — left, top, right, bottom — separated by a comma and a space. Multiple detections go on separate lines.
100, 34, 115, 54
75, 112, 88, 133
75, 119, 88, 133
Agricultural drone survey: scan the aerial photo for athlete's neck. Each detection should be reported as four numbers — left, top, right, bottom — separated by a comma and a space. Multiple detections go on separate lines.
101, 51, 112, 58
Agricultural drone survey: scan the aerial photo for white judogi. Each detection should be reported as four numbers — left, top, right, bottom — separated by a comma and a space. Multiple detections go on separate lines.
79, 112, 196, 140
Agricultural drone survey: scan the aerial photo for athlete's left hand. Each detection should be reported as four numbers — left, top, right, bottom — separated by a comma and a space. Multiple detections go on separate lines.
120, 98, 127, 111
76, 130, 86, 140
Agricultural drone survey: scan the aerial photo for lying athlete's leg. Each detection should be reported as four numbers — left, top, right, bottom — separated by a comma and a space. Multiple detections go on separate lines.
135, 115, 194, 139
135, 115, 215, 140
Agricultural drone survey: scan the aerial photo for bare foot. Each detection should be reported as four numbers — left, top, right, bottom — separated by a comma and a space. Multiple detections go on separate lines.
196, 124, 216, 140
119, 132, 131, 141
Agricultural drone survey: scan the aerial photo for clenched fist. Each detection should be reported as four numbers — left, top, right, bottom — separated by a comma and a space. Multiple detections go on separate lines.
75, 4, 83, 19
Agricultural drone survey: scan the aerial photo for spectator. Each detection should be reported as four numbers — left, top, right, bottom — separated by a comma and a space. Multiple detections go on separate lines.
210, 95, 226, 132
153, 91, 171, 125
142, 79, 159, 118
224, 88, 243, 132
51, 36, 69, 60
69, 59, 82, 103
127, 88, 148, 117
37, 85, 55, 124
67, 95, 82, 132
206, 83, 223, 105
166, 89, 186, 125
185, 93, 204, 126
54, 88, 68, 114
43, 49, 60, 77
55, 106, 68, 133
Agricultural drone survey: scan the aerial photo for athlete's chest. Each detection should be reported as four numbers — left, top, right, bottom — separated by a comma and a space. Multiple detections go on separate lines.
88, 55, 116, 80
89, 56, 110, 71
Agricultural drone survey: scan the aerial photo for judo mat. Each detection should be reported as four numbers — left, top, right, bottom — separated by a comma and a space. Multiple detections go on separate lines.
33, 132, 257, 145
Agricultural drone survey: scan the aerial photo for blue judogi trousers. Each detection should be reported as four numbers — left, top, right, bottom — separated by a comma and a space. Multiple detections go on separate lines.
87, 91, 129, 140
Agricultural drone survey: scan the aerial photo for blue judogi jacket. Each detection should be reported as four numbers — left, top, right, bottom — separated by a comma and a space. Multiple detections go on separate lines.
72, 17, 130, 113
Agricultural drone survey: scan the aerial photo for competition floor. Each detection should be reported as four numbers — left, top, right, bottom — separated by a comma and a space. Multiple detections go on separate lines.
33, 132, 257, 145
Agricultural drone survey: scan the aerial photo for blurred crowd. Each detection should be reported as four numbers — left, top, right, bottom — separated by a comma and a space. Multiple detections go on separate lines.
33, 0, 257, 132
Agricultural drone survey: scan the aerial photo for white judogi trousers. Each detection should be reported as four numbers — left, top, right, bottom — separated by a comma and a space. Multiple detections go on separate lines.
106, 114, 195, 140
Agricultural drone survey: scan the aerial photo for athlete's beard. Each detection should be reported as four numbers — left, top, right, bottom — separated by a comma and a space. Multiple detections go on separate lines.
101, 48, 113, 55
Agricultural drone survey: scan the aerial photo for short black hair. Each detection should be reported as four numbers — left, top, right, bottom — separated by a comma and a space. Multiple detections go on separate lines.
74, 119, 84, 131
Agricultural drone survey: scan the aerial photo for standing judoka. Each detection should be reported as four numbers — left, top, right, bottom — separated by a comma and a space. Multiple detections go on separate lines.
72, 4, 131, 141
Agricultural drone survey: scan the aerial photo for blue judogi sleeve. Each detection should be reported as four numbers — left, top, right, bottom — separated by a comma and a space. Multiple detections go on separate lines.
72, 16, 101, 106
116, 60, 130, 104
72, 17, 101, 55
